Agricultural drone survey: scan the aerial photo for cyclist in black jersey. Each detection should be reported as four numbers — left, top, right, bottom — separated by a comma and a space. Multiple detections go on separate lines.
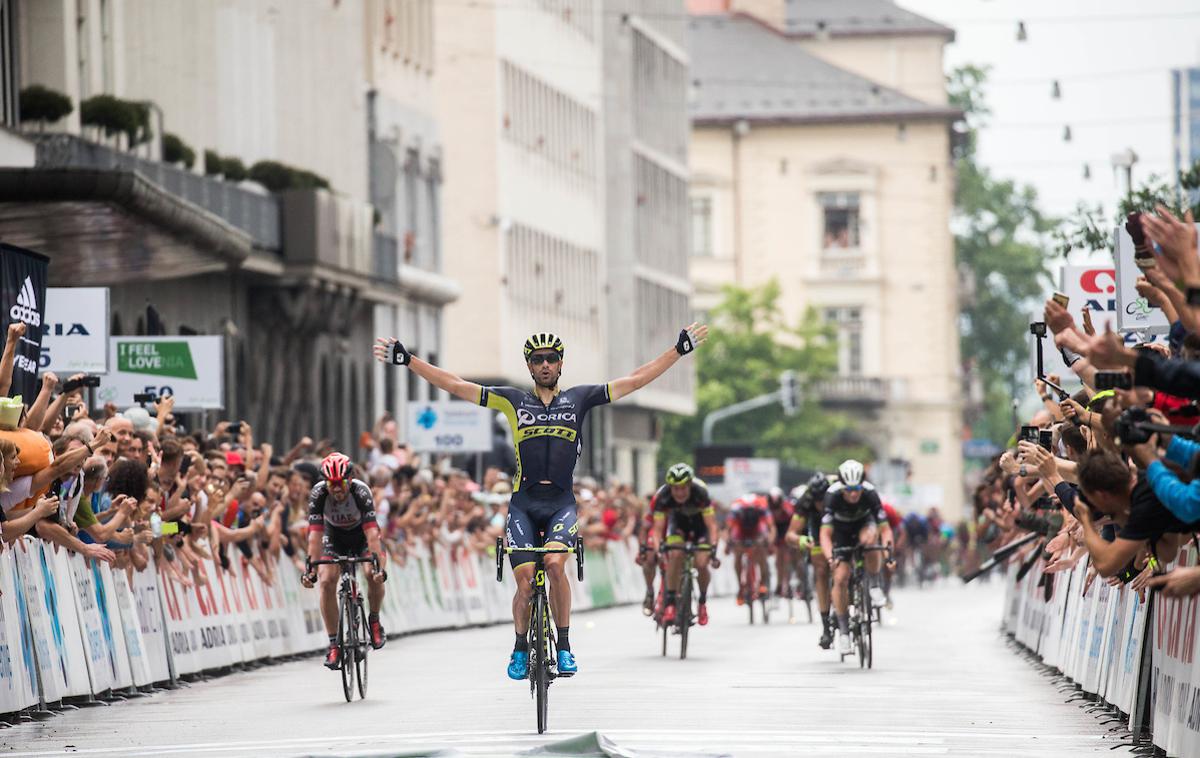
786, 472, 835, 648
819, 460, 895, 656
300, 452, 387, 669
648, 463, 719, 626
375, 323, 707, 681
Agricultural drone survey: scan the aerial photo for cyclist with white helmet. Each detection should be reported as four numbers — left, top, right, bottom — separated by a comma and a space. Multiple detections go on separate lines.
819, 459, 895, 656
649, 463, 719, 626
374, 323, 706, 680
300, 452, 387, 670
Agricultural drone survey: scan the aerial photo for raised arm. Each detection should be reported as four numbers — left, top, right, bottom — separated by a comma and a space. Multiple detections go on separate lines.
0, 322, 25, 398
609, 324, 707, 403
373, 338, 482, 403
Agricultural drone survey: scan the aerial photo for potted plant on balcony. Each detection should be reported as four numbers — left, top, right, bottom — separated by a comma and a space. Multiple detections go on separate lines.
162, 133, 195, 169
80, 95, 152, 149
18, 85, 72, 130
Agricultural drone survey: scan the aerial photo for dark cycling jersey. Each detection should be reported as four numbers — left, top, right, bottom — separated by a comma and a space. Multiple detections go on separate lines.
307, 479, 377, 533
478, 384, 611, 493
649, 481, 713, 521
821, 482, 886, 526
767, 496, 793, 539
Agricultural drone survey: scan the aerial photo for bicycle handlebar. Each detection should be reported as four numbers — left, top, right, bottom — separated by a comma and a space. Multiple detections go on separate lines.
660, 543, 714, 553
831, 545, 894, 561
305, 553, 386, 582
495, 537, 586, 583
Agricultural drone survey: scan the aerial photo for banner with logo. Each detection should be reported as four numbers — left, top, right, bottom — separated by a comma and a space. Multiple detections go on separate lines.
97, 336, 224, 410
406, 401, 492, 453
1114, 227, 1174, 335
0, 243, 49, 400
42, 287, 109, 374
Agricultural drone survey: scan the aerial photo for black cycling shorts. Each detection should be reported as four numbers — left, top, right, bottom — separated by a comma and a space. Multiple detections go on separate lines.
505, 486, 577, 569
829, 517, 877, 555
665, 512, 709, 544
321, 527, 368, 560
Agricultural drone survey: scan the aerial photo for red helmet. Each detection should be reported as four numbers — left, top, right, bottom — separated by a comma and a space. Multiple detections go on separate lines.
320, 452, 352, 483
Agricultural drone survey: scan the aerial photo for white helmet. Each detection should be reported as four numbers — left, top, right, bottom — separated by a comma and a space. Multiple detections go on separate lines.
837, 459, 865, 487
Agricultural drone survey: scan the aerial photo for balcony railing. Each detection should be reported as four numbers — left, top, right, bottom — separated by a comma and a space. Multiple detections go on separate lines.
812, 376, 888, 408
32, 134, 281, 250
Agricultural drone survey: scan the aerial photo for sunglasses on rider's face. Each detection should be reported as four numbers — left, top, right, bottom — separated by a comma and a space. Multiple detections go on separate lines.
844, 485, 862, 492
528, 353, 561, 366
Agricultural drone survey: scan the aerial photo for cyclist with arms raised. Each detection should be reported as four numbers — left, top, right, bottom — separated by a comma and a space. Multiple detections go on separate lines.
820, 460, 895, 656
301, 452, 388, 670
649, 463, 719, 626
374, 324, 706, 679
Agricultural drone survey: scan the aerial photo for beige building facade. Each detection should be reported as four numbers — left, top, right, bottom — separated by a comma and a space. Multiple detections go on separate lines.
436, 0, 694, 491
688, 2, 965, 516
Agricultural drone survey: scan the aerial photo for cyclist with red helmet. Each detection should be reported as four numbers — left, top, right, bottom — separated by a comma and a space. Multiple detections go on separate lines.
728, 493, 774, 604
300, 452, 387, 670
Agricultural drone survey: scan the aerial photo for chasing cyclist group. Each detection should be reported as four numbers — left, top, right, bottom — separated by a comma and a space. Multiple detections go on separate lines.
637, 459, 897, 656
294, 322, 909, 680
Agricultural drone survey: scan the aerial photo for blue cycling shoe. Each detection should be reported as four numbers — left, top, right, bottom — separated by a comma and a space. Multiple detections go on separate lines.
556, 649, 577, 677
507, 650, 529, 680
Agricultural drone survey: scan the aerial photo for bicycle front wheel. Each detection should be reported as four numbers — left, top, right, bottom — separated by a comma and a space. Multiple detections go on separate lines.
533, 592, 550, 734
356, 600, 369, 699
339, 587, 355, 701
678, 570, 693, 661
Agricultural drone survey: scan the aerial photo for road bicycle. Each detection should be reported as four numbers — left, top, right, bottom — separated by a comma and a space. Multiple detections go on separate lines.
831, 544, 891, 669
736, 539, 770, 625
789, 544, 815, 625
495, 536, 584, 734
658, 542, 713, 660
306, 553, 382, 702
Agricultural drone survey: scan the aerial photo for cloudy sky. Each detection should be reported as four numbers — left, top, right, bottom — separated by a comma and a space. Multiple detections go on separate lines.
901, 0, 1200, 218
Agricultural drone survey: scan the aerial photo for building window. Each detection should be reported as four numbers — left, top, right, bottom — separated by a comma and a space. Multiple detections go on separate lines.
690, 196, 712, 258
818, 192, 861, 250
824, 307, 863, 376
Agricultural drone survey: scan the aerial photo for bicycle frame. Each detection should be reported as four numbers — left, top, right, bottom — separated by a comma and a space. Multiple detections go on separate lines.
831, 544, 892, 669
495, 537, 585, 734
307, 553, 380, 701
659, 542, 712, 660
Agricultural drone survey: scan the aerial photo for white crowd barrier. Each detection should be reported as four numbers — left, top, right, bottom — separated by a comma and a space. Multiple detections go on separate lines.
1002, 545, 1200, 757
0, 535, 720, 720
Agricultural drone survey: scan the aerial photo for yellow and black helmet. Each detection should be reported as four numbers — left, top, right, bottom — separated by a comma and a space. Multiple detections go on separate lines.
523, 332, 564, 360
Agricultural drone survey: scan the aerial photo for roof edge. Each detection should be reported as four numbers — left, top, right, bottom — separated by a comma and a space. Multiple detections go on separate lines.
0, 167, 254, 264
694, 107, 962, 128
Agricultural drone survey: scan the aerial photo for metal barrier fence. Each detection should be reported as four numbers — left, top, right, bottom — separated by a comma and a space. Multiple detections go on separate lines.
0, 536, 743, 721
1002, 546, 1200, 756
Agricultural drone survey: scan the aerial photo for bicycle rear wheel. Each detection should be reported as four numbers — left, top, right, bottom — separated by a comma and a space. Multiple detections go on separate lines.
857, 576, 873, 669
356, 599, 369, 699
678, 570, 693, 660
533, 592, 550, 734
745, 564, 756, 626
339, 587, 355, 701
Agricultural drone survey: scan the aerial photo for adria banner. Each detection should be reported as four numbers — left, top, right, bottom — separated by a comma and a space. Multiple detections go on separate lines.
0, 243, 49, 401
42, 287, 109, 374
97, 336, 224, 410
1061, 266, 1119, 334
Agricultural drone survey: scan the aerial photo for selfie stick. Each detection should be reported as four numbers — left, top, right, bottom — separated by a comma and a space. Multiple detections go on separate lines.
1029, 322, 1069, 400
962, 531, 1040, 583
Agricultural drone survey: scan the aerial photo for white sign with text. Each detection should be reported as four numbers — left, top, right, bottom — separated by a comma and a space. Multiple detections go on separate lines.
97, 336, 224, 410
42, 287, 109, 374
407, 401, 492, 453
722, 457, 780, 496
1113, 226, 1173, 335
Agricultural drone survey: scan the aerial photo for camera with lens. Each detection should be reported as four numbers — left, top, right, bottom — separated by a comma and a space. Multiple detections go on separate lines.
1014, 510, 1062, 538
1114, 407, 1155, 446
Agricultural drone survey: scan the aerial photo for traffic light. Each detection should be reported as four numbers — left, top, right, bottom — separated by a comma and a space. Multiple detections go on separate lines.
779, 370, 798, 416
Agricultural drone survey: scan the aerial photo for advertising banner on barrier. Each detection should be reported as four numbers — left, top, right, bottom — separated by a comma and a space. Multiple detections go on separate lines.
14, 539, 65, 703
0, 551, 37, 713
159, 562, 201, 677
67, 553, 112, 695
1151, 549, 1200, 756
110, 564, 153, 688
41, 545, 92, 699
128, 558, 171, 684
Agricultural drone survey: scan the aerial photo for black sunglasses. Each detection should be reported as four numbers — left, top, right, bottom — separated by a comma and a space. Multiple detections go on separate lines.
528, 353, 561, 366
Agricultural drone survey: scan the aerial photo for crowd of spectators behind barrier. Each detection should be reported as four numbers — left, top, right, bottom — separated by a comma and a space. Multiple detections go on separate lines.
0, 346, 667, 592
975, 207, 1200, 600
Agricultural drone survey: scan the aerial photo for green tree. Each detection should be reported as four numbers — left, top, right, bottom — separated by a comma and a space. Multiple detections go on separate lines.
950, 65, 1057, 443
1055, 167, 1200, 255
657, 281, 870, 476
18, 85, 72, 128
